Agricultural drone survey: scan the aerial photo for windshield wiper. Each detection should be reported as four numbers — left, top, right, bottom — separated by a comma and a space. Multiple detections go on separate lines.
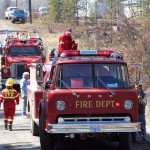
97, 77, 116, 96
58, 78, 79, 97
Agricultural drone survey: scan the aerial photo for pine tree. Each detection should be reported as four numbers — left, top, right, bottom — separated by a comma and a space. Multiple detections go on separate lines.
49, 0, 61, 22
62, 0, 77, 23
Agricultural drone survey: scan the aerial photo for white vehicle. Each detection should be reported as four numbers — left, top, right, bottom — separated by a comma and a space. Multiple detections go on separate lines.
5, 7, 19, 19
37, 7, 48, 16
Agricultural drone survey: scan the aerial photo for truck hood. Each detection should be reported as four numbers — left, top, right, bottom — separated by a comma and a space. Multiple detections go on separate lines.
7, 56, 42, 63
48, 89, 138, 122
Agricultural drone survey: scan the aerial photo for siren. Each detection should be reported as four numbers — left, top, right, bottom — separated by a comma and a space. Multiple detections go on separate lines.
59, 50, 114, 57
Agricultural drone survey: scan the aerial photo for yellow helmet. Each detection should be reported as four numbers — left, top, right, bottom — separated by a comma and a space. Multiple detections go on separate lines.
5, 78, 14, 86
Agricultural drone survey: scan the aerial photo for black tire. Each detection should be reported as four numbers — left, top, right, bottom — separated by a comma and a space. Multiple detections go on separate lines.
11, 20, 15, 23
21, 21, 25, 24
39, 114, 55, 150
119, 132, 131, 150
30, 117, 39, 136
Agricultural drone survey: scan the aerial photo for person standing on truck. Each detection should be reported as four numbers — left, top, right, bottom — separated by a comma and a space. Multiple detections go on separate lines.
132, 84, 147, 143
58, 28, 78, 55
20, 72, 29, 118
0, 78, 19, 131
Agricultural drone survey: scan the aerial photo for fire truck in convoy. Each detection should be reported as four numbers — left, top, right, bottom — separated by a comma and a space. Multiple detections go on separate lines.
0, 30, 46, 90
27, 50, 141, 150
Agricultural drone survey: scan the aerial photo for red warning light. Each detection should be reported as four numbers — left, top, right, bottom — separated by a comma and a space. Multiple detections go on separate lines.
69, 103, 74, 108
116, 102, 121, 107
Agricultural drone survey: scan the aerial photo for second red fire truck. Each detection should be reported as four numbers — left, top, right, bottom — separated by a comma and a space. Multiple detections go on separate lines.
0, 30, 46, 90
27, 50, 141, 150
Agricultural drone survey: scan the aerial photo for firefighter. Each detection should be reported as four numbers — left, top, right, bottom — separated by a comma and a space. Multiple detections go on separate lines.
0, 78, 19, 131
58, 28, 78, 54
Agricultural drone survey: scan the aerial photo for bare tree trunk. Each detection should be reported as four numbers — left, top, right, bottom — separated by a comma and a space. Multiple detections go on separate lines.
5, 0, 10, 9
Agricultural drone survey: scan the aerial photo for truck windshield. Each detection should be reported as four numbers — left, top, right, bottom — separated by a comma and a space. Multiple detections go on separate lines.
8, 46, 41, 56
14, 9, 25, 14
56, 64, 130, 89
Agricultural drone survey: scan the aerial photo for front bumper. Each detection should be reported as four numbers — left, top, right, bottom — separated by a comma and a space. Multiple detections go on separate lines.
47, 122, 141, 133
1, 79, 20, 85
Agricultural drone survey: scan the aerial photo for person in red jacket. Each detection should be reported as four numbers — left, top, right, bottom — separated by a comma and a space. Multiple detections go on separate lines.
58, 28, 78, 54
0, 78, 19, 131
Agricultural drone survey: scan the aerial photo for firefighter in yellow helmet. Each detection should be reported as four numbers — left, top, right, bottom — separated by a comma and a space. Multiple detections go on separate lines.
0, 78, 19, 131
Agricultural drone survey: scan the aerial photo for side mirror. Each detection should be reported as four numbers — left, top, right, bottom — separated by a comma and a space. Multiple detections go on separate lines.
36, 64, 43, 82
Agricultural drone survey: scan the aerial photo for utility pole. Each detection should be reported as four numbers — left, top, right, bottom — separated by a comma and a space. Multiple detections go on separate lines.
29, 0, 32, 24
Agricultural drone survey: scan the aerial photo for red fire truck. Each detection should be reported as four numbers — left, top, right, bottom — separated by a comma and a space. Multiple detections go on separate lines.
27, 50, 141, 150
0, 30, 46, 90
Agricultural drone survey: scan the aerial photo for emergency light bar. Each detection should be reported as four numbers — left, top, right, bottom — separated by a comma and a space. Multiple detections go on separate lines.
61, 50, 114, 57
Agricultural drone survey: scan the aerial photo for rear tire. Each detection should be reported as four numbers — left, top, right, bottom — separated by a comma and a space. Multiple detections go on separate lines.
39, 114, 55, 150
119, 132, 131, 150
30, 117, 39, 136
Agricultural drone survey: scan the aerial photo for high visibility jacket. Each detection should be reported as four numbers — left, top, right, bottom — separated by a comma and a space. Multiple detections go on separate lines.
0, 88, 19, 121
58, 32, 78, 54
0, 88, 19, 104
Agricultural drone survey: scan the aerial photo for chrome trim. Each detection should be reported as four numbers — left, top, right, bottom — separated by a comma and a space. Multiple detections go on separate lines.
58, 116, 129, 122
47, 122, 141, 133
47, 116, 141, 133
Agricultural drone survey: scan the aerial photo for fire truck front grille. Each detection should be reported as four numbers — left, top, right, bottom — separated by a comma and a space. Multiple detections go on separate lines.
57, 116, 130, 124
11, 63, 29, 79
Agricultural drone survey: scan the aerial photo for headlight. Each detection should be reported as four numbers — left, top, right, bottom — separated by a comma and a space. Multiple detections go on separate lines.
56, 101, 66, 111
3, 68, 8, 74
124, 100, 133, 110
125, 116, 131, 122
58, 117, 64, 123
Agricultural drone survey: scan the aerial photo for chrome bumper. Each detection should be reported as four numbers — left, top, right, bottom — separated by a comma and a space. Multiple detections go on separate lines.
47, 122, 141, 133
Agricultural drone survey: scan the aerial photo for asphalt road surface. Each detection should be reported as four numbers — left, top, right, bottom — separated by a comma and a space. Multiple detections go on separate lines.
0, 99, 150, 150
0, 98, 41, 150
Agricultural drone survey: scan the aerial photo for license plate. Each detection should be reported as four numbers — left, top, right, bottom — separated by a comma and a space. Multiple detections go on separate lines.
19, 19, 22, 21
89, 126, 100, 132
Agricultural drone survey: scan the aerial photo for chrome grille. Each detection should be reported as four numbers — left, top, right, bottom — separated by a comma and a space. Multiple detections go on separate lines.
10, 63, 29, 79
58, 116, 128, 123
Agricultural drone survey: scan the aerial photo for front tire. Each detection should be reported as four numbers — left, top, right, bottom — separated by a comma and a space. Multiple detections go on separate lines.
11, 19, 15, 23
39, 114, 55, 150
21, 20, 25, 24
119, 132, 131, 150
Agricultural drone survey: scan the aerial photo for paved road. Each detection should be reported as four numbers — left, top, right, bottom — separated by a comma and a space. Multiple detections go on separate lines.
0, 97, 41, 150
0, 99, 150, 150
